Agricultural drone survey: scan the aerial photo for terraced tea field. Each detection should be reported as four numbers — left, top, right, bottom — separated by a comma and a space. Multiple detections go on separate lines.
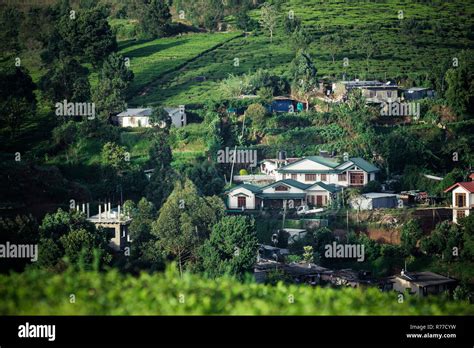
123, 0, 473, 106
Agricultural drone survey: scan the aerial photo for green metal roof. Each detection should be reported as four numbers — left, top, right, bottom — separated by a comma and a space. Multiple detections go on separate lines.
278, 179, 311, 190
348, 157, 380, 173
226, 183, 262, 194
305, 156, 340, 168
277, 156, 340, 172
279, 169, 340, 174
307, 182, 342, 193
260, 179, 311, 191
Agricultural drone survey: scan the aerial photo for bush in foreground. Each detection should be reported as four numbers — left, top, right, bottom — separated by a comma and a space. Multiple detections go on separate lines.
0, 265, 472, 315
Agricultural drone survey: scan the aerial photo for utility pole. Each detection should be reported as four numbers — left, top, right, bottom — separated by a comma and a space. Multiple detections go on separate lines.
229, 145, 238, 186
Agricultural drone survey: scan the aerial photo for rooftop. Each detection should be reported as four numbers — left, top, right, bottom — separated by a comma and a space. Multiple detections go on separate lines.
116, 108, 152, 117
395, 271, 456, 287
444, 181, 474, 193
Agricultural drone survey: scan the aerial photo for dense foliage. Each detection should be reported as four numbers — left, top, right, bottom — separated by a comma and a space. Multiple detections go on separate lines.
0, 265, 471, 315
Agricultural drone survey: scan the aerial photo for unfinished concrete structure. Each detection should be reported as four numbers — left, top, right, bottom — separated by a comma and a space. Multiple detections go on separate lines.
81, 202, 132, 251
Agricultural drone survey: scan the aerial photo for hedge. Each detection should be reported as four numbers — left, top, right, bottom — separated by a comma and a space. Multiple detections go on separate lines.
0, 265, 472, 315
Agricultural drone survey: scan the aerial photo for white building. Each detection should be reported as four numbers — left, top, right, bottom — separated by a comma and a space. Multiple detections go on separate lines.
444, 178, 474, 223
387, 271, 456, 297
226, 179, 341, 210
115, 107, 187, 128
275, 156, 379, 188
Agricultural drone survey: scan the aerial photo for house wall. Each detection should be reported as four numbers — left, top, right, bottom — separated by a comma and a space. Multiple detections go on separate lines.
170, 112, 187, 127
120, 116, 151, 128
306, 187, 331, 206
227, 187, 256, 209
392, 277, 421, 295
261, 184, 305, 194
362, 88, 398, 101
451, 186, 473, 223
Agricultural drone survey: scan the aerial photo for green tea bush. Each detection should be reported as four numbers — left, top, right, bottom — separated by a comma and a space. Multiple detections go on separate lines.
0, 265, 472, 315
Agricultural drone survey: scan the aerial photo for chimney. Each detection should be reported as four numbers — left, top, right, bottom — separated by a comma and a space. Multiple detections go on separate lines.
98, 205, 101, 223
118, 205, 121, 222
469, 172, 474, 181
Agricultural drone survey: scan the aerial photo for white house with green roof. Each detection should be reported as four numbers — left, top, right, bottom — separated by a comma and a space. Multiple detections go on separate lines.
275, 156, 379, 188
226, 179, 341, 210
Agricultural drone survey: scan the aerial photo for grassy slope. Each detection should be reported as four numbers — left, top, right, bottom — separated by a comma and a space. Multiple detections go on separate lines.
119, 32, 241, 106
130, 0, 473, 105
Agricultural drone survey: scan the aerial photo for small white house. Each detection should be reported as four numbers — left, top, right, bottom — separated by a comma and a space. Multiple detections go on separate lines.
115, 107, 187, 128
116, 108, 153, 127
444, 179, 474, 223
387, 271, 456, 297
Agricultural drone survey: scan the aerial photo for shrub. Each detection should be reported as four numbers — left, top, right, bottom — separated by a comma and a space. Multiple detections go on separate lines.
0, 265, 471, 315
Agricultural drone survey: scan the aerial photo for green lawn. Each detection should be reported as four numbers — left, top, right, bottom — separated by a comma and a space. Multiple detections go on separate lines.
119, 32, 241, 106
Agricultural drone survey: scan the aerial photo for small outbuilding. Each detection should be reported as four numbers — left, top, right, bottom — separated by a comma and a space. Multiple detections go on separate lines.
350, 192, 399, 210
402, 87, 435, 101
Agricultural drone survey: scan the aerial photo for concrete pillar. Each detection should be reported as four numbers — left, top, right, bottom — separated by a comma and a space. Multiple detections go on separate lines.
98, 205, 101, 222
86, 203, 90, 218
118, 205, 121, 222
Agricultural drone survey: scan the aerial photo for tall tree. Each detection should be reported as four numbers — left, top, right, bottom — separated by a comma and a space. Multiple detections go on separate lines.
197, 216, 257, 278
92, 53, 134, 121
0, 66, 36, 138
360, 34, 380, 74
445, 52, 474, 117
320, 34, 343, 64
289, 49, 318, 110
259, 2, 278, 43
146, 128, 174, 208
152, 179, 225, 275
400, 219, 423, 256
140, 0, 172, 38
39, 57, 91, 103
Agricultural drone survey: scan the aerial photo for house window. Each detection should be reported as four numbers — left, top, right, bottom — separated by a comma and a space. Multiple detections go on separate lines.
291, 174, 297, 180
282, 174, 287, 179
237, 196, 246, 208
455, 193, 466, 207
275, 185, 289, 191
338, 173, 346, 181
320, 174, 327, 181
387, 91, 392, 98
369, 90, 376, 97
349, 173, 364, 186
457, 210, 465, 219
305, 174, 317, 181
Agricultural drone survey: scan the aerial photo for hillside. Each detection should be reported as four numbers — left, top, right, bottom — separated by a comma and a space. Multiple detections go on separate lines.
121, 0, 474, 105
